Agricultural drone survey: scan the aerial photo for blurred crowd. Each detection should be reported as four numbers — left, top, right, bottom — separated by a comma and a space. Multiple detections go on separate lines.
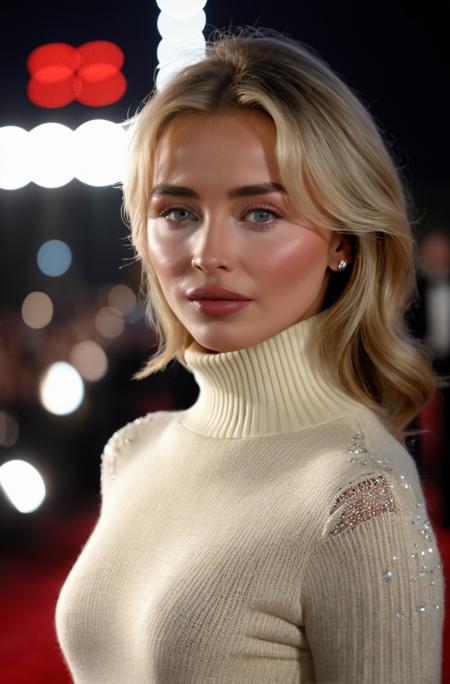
0, 296, 150, 407
408, 230, 450, 527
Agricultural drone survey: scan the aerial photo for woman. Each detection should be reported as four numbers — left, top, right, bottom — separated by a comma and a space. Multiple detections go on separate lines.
55, 27, 445, 682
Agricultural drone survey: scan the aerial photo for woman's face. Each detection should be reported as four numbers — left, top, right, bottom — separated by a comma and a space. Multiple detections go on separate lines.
146, 110, 350, 352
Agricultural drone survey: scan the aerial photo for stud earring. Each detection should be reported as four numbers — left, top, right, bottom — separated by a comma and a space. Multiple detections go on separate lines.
338, 259, 348, 271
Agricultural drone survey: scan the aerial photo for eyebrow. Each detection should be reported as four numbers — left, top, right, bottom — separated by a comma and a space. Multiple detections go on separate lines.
150, 181, 287, 200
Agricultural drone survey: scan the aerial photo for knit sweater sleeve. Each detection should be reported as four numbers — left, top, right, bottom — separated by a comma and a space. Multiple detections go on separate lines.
301, 470, 445, 684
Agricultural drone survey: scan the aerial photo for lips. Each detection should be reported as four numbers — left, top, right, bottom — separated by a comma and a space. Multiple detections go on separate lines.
190, 299, 251, 317
187, 287, 251, 301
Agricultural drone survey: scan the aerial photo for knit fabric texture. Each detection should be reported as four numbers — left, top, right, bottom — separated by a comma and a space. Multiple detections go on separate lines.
55, 311, 445, 683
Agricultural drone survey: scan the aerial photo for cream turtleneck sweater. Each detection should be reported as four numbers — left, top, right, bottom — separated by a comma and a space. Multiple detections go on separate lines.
55, 312, 445, 683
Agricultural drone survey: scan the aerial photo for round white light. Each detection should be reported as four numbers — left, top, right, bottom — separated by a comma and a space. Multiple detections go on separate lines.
157, 10, 206, 38
29, 123, 74, 188
157, 35, 206, 68
156, 0, 207, 19
0, 126, 31, 190
39, 362, 84, 415
73, 120, 128, 186
0, 459, 46, 514
156, 47, 206, 92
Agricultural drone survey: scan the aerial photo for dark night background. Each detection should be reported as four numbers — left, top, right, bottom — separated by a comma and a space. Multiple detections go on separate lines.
1, 0, 449, 528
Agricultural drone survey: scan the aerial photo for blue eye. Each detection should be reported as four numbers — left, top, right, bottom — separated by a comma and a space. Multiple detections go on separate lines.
159, 207, 193, 222
157, 204, 280, 228
246, 208, 277, 223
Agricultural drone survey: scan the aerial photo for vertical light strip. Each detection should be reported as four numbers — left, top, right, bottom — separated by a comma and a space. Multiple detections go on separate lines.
155, 0, 208, 92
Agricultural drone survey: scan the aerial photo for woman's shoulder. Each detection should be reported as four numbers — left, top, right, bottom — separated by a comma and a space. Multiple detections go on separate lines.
312, 407, 427, 539
99, 410, 177, 504
341, 408, 423, 495
300, 407, 420, 486
101, 410, 174, 457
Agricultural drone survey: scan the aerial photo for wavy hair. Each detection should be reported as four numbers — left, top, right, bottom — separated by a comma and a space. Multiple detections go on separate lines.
122, 25, 442, 443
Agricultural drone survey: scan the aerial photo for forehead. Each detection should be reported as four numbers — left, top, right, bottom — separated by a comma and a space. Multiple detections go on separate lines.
153, 111, 278, 176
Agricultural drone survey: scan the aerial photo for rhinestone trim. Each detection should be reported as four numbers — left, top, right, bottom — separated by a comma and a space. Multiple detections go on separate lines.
101, 414, 155, 481
329, 474, 398, 535
338, 430, 443, 619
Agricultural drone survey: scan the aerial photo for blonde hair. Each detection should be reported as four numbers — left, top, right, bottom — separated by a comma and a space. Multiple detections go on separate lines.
122, 25, 441, 443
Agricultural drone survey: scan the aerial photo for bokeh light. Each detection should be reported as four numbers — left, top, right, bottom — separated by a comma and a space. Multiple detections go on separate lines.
29, 123, 74, 188
0, 459, 46, 514
156, 34, 206, 67
21, 291, 54, 329
37, 239, 72, 277
95, 306, 125, 338
27, 41, 127, 108
157, 9, 206, 38
39, 362, 84, 415
155, 36, 205, 91
155, 0, 207, 19
73, 119, 128, 186
107, 284, 136, 314
0, 126, 31, 190
70, 340, 108, 381
0, 120, 131, 188
124, 303, 144, 323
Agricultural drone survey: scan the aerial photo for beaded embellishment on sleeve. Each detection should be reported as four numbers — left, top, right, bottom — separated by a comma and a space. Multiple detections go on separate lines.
327, 430, 443, 620
100, 414, 155, 483
329, 474, 398, 535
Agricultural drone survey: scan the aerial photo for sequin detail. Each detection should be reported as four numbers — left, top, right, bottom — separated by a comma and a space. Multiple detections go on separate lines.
393, 599, 442, 620
347, 433, 393, 471
341, 430, 443, 620
101, 414, 155, 481
329, 474, 398, 535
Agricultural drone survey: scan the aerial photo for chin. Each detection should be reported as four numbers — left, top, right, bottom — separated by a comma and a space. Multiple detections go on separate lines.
192, 329, 261, 354
194, 338, 237, 354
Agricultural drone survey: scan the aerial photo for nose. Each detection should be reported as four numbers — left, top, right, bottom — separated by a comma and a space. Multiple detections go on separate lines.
191, 218, 233, 273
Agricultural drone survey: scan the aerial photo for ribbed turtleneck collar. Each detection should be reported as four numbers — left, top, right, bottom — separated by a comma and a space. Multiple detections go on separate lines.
180, 311, 363, 439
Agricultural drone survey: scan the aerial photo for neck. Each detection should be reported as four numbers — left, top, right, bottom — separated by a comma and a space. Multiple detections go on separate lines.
181, 311, 363, 439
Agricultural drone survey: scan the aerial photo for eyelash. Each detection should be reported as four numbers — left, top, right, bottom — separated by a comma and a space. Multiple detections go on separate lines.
157, 204, 280, 229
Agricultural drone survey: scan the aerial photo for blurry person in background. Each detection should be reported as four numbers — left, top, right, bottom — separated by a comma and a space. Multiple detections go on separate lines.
412, 230, 450, 527
418, 231, 450, 361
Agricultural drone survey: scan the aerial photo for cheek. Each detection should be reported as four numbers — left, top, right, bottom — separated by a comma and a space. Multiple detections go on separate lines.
146, 222, 185, 281
251, 231, 327, 286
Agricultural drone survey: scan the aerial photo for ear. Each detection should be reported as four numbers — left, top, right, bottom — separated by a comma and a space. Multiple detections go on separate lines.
328, 234, 353, 272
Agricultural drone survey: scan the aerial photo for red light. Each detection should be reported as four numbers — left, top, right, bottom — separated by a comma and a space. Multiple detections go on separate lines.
27, 41, 127, 108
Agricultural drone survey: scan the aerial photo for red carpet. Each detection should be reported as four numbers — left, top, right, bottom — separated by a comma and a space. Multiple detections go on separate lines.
1, 484, 449, 683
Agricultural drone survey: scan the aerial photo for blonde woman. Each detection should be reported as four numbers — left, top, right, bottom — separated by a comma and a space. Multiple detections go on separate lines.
55, 27, 445, 683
